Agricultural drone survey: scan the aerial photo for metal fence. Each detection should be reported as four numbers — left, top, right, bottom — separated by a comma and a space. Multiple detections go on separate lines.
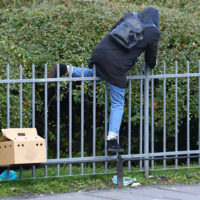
0, 61, 200, 181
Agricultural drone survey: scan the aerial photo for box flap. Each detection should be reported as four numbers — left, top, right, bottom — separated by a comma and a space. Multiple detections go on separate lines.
1, 128, 38, 141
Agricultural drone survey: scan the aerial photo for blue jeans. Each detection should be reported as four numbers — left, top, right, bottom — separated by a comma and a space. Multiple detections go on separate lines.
72, 66, 125, 138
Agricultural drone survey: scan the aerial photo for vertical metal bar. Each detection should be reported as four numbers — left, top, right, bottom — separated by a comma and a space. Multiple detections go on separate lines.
19, 65, 23, 128
175, 61, 178, 168
199, 60, 200, 166
32, 165, 35, 179
144, 63, 149, 177
128, 70, 132, 172
44, 64, 48, 177
187, 61, 190, 167
19, 65, 23, 179
81, 63, 84, 175
93, 65, 96, 174
57, 64, 60, 176
69, 65, 72, 175
140, 63, 143, 171
7, 65, 10, 128
20, 167, 23, 180
5, 65, 12, 179
163, 62, 166, 169
198, 60, 200, 166
32, 64, 36, 178
105, 83, 108, 173
6, 168, 10, 181
151, 68, 154, 169
32, 64, 35, 127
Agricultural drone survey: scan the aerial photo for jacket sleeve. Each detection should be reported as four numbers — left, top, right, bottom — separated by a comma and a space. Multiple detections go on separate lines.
145, 33, 161, 69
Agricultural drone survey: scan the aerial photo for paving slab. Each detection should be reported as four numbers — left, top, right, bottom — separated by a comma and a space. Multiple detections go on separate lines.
158, 184, 200, 195
1, 184, 200, 200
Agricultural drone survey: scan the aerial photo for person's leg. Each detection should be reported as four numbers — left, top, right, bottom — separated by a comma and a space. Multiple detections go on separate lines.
70, 66, 94, 77
107, 83, 125, 152
48, 63, 94, 78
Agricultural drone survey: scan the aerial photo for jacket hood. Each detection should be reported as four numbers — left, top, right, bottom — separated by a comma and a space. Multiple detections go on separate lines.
138, 7, 160, 27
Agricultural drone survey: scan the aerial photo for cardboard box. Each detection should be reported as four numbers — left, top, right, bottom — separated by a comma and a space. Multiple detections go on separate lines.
0, 128, 47, 165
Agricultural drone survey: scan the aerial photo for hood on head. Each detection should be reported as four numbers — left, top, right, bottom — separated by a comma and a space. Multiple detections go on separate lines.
138, 7, 160, 27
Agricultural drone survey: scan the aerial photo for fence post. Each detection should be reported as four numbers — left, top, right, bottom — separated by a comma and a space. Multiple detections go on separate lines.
144, 64, 150, 177
117, 153, 123, 187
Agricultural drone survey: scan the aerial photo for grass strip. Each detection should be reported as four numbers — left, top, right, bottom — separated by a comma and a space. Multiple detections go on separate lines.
0, 167, 200, 198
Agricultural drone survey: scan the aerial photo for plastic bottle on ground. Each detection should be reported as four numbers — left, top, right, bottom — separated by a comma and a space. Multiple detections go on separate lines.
112, 175, 136, 186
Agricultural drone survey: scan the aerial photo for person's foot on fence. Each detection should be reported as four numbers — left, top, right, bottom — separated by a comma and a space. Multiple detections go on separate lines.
107, 138, 124, 153
47, 63, 69, 78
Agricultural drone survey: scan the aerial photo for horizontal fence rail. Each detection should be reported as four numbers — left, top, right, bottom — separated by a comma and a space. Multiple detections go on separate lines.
0, 60, 200, 181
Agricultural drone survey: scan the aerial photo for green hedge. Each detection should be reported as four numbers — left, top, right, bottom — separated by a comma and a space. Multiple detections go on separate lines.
0, 0, 199, 158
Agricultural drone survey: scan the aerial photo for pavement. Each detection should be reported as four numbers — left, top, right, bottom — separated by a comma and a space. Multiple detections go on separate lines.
1, 184, 200, 200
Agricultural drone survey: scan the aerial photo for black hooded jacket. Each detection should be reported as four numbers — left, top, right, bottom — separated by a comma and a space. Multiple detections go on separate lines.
88, 7, 161, 88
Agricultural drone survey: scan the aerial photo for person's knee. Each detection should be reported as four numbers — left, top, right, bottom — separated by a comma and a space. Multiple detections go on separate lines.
111, 102, 124, 110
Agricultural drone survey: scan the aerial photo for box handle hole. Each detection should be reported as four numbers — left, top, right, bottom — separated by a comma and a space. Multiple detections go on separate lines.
18, 133, 25, 136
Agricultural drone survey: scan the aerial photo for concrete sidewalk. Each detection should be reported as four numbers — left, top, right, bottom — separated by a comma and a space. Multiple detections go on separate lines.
1, 184, 200, 200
